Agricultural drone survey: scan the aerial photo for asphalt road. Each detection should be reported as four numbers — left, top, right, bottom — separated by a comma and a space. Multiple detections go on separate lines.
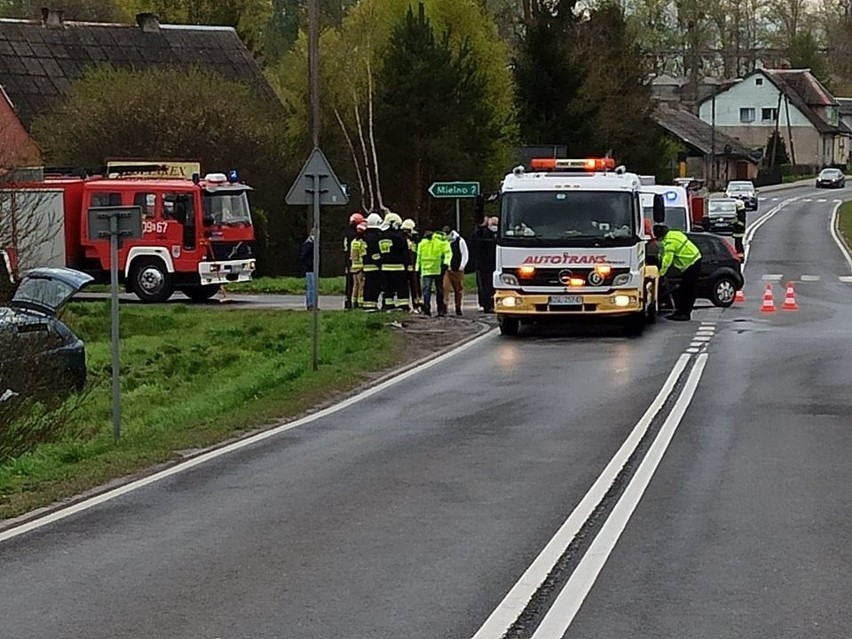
1, 184, 849, 639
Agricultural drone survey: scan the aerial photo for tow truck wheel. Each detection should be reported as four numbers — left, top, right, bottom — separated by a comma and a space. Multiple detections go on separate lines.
130, 258, 174, 303
183, 285, 219, 302
623, 311, 646, 336
498, 316, 520, 337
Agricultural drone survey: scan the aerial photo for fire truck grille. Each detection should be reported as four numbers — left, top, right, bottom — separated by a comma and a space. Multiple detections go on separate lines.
210, 242, 255, 261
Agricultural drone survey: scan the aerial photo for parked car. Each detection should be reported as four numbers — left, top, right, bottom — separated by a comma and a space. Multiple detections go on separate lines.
655, 232, 744, 308
724, 180, 758, 210
0, 267, 93, 394
816, 168, 846, 188
704, 198, 740, 235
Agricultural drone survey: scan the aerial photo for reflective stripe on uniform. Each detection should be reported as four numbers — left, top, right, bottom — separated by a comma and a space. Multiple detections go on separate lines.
381, 264, 406, 271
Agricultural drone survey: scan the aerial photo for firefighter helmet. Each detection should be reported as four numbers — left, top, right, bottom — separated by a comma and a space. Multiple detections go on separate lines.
384, 212, 403, 228
350, 212, 365, 225
401, 218, 416, 231
366, 213, 383, 228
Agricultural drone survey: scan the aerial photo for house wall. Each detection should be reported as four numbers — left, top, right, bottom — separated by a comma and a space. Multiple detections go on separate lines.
0, 90, 40, 168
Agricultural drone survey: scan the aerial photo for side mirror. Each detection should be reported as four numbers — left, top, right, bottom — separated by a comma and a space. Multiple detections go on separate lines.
203, 214, 215, 226
652, 194, 666, 223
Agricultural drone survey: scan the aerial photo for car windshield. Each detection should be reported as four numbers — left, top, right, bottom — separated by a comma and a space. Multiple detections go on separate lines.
820, 169, 842, 177
12, 277, 75, 314
727, 183, 753, 193
501, 191, 635, 243
709, 200, 738, 215
202, 192, 252, 226
642, 206, 688, 230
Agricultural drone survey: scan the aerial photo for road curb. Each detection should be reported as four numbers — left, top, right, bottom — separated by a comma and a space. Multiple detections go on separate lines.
0, 319, 495, 534
831, 200, 852, 267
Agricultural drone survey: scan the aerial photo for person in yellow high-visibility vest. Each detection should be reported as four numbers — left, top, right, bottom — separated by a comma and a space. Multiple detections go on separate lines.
654, 224, 702, 321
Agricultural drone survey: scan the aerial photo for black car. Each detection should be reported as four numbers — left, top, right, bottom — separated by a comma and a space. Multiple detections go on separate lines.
816, 168, 846, 188
655, 233, 744, 308
0, 267, 93, 394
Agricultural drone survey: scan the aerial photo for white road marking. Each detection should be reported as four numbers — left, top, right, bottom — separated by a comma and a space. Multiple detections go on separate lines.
803, 198, 813, 202
818, 199, 828, 203
835, 199, 843, 204
800, 275, 821, 282
686, 348, 700, 353
529, 354, 709, 639
0, 330, 499, 544
771, 197, 779, 201
840, 276, 852, 283
743, 194, 806, 267
829, 201, 852, 273
692, 335, 712, 342
469, 354, 692, 639
762, 274, 783, 281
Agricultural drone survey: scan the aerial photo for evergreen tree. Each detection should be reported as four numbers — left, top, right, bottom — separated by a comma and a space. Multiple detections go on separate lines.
376, 3, 501, 225
513, 0, 597, 152
765, 130, 790, 168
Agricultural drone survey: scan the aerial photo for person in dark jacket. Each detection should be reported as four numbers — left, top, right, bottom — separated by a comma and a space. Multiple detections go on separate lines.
362, 213, 384, 312
300, 229, 316, 310
379, 212, 411, 311
472, 216, 498, 312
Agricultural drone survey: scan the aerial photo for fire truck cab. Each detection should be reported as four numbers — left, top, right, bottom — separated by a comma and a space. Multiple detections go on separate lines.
494, 158, 665, 336
11, 163, 256, 302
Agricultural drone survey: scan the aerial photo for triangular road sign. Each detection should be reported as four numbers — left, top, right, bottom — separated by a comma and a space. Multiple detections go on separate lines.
285, 147, 350, 207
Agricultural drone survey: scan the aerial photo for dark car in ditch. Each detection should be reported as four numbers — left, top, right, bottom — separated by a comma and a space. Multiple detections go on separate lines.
0, 267, 93, 394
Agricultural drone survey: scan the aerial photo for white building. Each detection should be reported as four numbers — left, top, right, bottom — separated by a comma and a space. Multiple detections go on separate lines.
697, 69, 851, 168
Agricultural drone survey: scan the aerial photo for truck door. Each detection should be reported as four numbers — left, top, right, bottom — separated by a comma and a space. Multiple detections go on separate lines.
163, 192, 200, 272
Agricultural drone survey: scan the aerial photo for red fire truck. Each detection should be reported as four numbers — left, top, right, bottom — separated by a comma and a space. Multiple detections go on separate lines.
4, 162, 256, 302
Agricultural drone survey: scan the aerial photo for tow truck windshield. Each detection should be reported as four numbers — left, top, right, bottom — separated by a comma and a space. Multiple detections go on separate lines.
501, 191, 635, 245
203, 191, 252, 226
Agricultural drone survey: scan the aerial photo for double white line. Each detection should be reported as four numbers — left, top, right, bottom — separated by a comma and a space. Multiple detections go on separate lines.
472, 352, 709, 639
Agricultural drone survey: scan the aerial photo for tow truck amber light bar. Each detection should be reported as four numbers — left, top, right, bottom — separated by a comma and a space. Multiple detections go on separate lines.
530, 158, 616, 172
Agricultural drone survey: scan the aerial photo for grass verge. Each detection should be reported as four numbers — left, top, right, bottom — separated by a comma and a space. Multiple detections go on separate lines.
838, 201, 852, 248
0, 304, 407, 520
225, 273, 480, 296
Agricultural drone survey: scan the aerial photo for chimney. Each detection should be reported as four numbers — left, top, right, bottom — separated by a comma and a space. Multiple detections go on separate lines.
136, 12, 160, 33
41, 7, 65, 29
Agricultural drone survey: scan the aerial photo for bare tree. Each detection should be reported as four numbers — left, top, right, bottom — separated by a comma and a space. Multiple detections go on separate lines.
366, 58, 385, 212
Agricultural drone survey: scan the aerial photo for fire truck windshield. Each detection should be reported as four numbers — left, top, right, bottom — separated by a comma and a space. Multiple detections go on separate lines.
501, 191, 635, 245
203, 191, 252, 226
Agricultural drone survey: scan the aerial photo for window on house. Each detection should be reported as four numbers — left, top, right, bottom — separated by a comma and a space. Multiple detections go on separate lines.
740, 108, 756, 123
756, 78, 764, 86
761, 108, 778, 121
90, 192, 122, 207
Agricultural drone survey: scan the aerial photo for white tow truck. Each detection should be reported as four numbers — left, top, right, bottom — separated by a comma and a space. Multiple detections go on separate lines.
493, 157, 667, 336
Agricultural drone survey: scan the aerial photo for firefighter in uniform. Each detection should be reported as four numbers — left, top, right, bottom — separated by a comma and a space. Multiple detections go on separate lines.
378, 212, 411, 311
343, 212, 365, 309
732, 199, 746, 257
401, 218, 422, 312
654, 224, 702, 321
349, 221, 367, 308
362, 213, 384, 312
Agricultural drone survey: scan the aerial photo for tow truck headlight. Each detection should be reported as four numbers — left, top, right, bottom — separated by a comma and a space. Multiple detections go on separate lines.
500, 295, 519, 307
612, 273, 631, 286
613, 294, 633, 307
500, 273, 519, 286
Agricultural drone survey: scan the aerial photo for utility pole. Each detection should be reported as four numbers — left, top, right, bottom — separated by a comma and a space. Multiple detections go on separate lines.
308, 0, 320, 370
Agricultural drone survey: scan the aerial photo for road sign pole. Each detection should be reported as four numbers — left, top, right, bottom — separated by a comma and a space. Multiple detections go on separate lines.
311, 170, 321, 372
109, 215, 121, 441
455, 198, 460, 231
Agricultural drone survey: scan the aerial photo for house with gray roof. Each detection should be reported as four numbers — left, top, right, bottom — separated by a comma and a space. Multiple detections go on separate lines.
696, 68, 851, 168
0, 8, 281, 167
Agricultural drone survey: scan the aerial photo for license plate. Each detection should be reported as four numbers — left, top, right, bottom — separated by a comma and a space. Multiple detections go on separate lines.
549, 295, 583, 306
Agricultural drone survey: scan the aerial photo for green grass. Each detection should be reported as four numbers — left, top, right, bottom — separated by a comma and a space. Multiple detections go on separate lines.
227, 276, 347, 295
838, 201, 852, 248
781, 174, 813, 183
0, 304, 403, 519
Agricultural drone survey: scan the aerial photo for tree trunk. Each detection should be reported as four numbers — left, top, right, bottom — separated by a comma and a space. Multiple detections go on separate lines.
353, 94, 375, 211
366, 59, 385, 212
334, 108, 367, 209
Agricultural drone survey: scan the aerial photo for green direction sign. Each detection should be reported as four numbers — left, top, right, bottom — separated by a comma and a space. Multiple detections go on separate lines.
428, 181, 480, 199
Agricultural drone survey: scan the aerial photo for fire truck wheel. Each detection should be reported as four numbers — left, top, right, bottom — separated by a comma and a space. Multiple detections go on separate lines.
130, 258, 174, 303
183, 285, 219, 301
498, 316, 520, 337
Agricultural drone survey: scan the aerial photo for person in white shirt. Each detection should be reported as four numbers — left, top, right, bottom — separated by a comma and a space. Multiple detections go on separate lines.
441, 225, 469, 316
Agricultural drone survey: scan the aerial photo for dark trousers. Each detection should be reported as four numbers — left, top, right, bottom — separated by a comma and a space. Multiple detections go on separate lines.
674, 260, 702, 318
421, 274, 446, 316
344, 268, 353, 309
408, 269, 422, 305
363, 269, 382, 310
388, 270, 410, 310
476, 268, 495, 311
734, 235, 744, 255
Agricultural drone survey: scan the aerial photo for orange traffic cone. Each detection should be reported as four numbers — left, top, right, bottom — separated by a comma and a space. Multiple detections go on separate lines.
782, 282, 799, 311
760, 284, 776, 313
734, 289, 746, 304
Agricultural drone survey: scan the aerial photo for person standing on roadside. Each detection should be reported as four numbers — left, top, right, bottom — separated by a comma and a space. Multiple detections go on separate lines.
401, 218, 422, 312
732, 199, 747, 257
442, 225, 469, 316
416, 229, 451, 316
362, 213, 384, 312
343, 211, 365, 309
349, 221, 367, 309
472, 216, 498, 312
300, 229, 316, 310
